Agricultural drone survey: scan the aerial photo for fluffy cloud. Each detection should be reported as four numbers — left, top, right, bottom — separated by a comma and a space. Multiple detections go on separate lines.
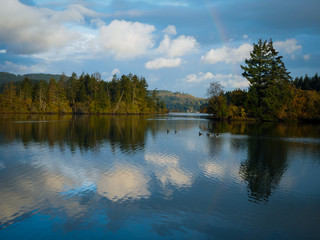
145, 57, 182, 69
274, 39, 302, 59
163, 25, 177, 35
99, 20, 155, 59
201, 43, 252, 64
145, 31, 197, 69
181, 72, 248, 89
213, 74, 249, 89
157, 34, 198, 57
182, 72, 214, 83
0, 0, 96, 54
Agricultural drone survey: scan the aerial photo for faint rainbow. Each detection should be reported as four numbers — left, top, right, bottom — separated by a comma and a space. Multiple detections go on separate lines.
204, 1, 245, 84
204, 0, 229, 44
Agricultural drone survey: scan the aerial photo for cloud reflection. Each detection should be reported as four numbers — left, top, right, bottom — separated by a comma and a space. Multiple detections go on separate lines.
145, 153, 192, 188
202, 162, 225, 179
0, 161, 5, 170
97, 165, 150, 202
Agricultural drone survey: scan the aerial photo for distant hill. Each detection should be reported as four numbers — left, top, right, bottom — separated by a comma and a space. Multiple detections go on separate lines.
0, 72, 63, 85
157, 90, 207, 112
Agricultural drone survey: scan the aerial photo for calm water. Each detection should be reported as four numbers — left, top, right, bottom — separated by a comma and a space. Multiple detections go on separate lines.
0, 114, 320, 240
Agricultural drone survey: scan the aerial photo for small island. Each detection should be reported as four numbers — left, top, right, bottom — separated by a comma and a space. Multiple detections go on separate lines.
200, 39, 320, 122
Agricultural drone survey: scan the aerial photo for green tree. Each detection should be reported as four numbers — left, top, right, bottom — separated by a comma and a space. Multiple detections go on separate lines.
21, 77, 33, 100
241, 39, 291, 120
66, 72, 78, 106
206, 82, 228, 119
32, 80, 48, 112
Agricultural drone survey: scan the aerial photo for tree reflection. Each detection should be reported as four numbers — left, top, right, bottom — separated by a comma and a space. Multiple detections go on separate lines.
0, 114, 150, 153
207, 121, 305, 203
239, 132, 288, 203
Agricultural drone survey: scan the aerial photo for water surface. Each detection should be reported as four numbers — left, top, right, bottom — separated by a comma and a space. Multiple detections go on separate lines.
0, 114, 320, 239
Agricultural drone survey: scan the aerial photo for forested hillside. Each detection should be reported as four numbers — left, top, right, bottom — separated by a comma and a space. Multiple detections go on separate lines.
0, 72, 62, 93
157, 90, 206, 112
0, 72, 62, 83
0, 72, 166, 114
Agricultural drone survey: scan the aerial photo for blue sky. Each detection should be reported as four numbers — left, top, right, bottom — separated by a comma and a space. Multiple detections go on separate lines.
0, 0, 319, 97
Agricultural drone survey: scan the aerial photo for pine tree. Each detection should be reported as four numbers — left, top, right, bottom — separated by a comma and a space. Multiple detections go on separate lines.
241, 39, 291, 120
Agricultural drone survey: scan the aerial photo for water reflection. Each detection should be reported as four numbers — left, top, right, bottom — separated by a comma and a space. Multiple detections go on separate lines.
239, 137, 288, 203
0, 115, 150, 153
145, 152, 192, 188
97, 165, 150, 202
1, 115, 320, 239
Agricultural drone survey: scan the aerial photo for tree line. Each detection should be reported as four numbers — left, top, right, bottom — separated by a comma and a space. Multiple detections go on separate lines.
202, 39, 320, 121
0, 72, 167, 114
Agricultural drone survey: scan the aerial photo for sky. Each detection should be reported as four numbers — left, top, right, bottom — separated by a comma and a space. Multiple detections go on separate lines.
0, 0, 319, 97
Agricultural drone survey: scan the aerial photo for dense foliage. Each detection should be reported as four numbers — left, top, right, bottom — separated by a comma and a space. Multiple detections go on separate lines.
157, 90, 206, 112
293, 73, 320, 91
0, 73, 166, 114
203, 39, 320, 121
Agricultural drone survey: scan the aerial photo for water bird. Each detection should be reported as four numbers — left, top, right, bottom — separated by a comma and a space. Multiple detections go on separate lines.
167, 129, 170, 134
207, 133, 219, 137
199, 132, 203, 136
175, 130, 178, 134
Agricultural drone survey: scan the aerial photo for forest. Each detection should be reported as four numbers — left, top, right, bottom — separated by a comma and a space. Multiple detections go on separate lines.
157, 90, 206, 112
1, 40, 319, 120
0, 72, 167, 114
202, 39, 320, 121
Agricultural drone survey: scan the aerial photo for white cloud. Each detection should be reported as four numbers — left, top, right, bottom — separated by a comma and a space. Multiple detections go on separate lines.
157, 34, 198, 57
111, 68, 121, 75
274, 39, 302, 59
99, 20, 155, 59
31, 27, 97, 62
145, 57, 182, 69
90, 18, 106, 28
201, 43, 252, 64
243, 34, 249, 39
163, 25, 177, 35
181, 72, 248, 89
0, 0, 97, 54
303, 54, 311, 61
102, 68, 121, 81
0, 49, 6, 54
145, 30, 197, 69
213, 74, 249, 89
182, 72, 214, 83
0, 61, 47, 74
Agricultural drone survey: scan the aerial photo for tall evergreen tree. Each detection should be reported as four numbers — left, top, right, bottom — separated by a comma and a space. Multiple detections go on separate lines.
241, 39, 291, 120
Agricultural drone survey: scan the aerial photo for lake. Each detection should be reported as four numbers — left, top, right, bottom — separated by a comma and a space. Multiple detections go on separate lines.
0, 114, 320, 240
